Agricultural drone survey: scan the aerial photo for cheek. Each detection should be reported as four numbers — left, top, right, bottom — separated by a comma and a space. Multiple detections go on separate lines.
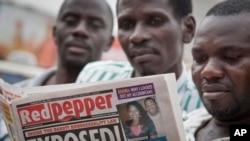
55, 29, 70, 50
118, 32, 129, 50
191, 65, 202, 87
56, 25, 70, 40
155, 30, 182, 57
152, 106, 157, 110
91, 35, 108, 53
228, 67, 250, 96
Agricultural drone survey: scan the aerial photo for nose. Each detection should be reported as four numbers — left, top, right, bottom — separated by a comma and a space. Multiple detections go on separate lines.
201, 58, 224, 80
72, 21, 89, 38
129, 23, 150, 44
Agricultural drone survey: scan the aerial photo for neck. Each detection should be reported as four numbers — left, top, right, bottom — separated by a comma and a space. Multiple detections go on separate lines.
213, 116, 250, 127
174, 62, 183, 80
132, 119, 140, 126
132, 61, 183, 79
168, 60, 183, 80
151, 111, 160, 116
197, 117, 250, 140
45, 65, 81, 85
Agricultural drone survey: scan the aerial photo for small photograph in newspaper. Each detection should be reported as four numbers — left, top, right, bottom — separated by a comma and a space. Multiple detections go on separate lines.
117, 97, 167, 141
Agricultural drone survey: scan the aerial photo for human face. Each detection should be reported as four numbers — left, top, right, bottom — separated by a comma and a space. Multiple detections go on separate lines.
128, 105, 140, 121
192, 14, 250, 121
145, 99, 158, 116
54, 0, 113, 69
117, 0, 186, 76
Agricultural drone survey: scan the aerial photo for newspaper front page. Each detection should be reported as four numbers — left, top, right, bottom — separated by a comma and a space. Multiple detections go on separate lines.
0, 73, 185, 141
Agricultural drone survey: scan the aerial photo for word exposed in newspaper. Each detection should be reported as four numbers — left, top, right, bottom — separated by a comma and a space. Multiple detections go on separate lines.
0, 74, 185, 141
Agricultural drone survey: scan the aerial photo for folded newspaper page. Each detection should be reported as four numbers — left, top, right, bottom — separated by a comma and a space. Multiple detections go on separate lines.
0, 73, 185, 141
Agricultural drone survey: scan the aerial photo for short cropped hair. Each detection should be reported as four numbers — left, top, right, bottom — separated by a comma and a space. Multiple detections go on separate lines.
58, 0, 114, 31
169, 0, 192, 18
144, 97, 157, 106
116, 0, 192, 19
206, 0, 250, 16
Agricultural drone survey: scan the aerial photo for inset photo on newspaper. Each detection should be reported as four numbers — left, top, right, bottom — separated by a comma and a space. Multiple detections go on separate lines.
117, 97, 167, 141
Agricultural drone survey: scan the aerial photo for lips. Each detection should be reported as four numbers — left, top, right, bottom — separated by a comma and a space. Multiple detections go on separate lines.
202, 84, 229, 92
130, 48, 155, 63
68, 46, 88, 54
202, 84, 230, 100
66, 42, 91, 54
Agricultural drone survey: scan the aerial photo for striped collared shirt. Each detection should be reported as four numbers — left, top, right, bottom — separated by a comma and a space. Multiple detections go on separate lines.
77, 60, 203, 113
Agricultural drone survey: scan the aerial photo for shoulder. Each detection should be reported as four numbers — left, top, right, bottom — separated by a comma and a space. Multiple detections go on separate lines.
76, 60, 133, 83
14, 78, 33, 87
178, 72, 197, 95
14, 68, 56, 88
178, 72, 203, 112
83, 60, 132, 71
184, 108, 212, 141
0, 115, 9, 140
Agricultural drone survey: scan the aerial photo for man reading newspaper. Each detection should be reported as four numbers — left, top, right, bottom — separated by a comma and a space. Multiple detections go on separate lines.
0, 74, 185, 141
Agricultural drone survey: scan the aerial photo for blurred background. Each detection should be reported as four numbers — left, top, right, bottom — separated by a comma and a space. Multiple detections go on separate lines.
0, 0, 222, 84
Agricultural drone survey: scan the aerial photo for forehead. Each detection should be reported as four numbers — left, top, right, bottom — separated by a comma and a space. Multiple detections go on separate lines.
60, 0, 110, 17
194, 14, 250, 48
117, 0, 173, 17
145, 99, 155, 104
128, 105, 138, 109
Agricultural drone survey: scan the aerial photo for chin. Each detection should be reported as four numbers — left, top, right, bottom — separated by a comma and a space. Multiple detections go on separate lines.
206, 105, 240, 120
65, 60, 88, 69
141, 70, 157, 76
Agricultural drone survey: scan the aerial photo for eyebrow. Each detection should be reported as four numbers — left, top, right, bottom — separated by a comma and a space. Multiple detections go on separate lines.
191, 45, 245, 53
118, 9, 169, 19
218, 46, 243, 52
191, 47, 203, 54
61, 10, 106, 22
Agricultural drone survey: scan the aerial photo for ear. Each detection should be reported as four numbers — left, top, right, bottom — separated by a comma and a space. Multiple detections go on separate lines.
181, 14, 196, 43
103, 36, 114, 52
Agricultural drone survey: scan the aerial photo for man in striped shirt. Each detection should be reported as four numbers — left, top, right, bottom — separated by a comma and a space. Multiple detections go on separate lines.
77, 0, 202, 113
77, 61, 202, 113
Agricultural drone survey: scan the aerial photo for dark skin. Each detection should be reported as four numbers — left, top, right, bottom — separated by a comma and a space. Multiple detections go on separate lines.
45, 0, 113, 85
192, 14, 250, 140
144, 99, 159, 116
117, 0, 195, 77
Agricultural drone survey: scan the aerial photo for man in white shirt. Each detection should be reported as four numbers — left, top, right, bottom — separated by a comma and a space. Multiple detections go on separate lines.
144, 97, 165, 137
185, 0, 250, 140
1, 0, 114, 140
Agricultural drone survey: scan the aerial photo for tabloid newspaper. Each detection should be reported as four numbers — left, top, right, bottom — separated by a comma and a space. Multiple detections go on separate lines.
0, 73, 186, 141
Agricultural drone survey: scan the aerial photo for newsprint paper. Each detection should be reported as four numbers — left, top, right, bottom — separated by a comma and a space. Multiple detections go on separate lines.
0, 73, 185, 141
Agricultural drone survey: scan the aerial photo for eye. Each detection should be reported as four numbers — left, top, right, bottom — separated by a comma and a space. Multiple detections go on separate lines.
119, 20, 134, 30
89, 19, 104, 30
222, 55, 241, 63
191, 48, 207, 64
221, 50, 243, 63
192, 53, 207, 64
148, 16, 165, 26
63, 15, 78, 27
